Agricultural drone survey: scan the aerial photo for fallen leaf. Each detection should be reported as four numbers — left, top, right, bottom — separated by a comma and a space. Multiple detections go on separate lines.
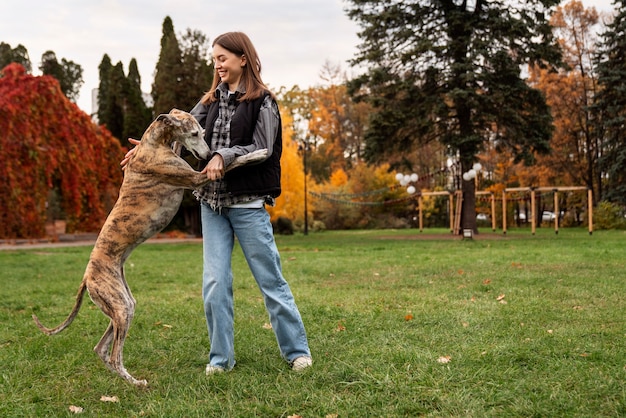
496, 294, 506, 301
336, 321, 346, 332
162, 324, 172, 329
579, 353, 590, 357
288, 415, 303, 418
100, 395, 119, 403
262, 323, 272, 330
462, 322, 469, 328
69, 405, 84, 414
404, 314, 414, 321
482, 279, 491, 285
326, 414, 339, 418
547, 329, 554, 334
288, 256, 297, 261
458, 269, 464, 275
437, 356, 451, 364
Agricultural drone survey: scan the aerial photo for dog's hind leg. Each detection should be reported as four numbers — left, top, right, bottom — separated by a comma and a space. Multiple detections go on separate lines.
108, 302, 147, 386
94, 321, 115, 371
87, 262, 146, 386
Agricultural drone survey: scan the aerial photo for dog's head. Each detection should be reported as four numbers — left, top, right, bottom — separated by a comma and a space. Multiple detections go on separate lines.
154, 109, 209, 160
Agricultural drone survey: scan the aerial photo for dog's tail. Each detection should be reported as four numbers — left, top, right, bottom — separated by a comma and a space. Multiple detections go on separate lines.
32, 281, 87, 335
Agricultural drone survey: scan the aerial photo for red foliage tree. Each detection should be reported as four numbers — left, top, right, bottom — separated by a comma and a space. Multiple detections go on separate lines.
0, 63, 125, 239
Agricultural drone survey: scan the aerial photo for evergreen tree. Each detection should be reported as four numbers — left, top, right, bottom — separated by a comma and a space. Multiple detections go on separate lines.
39, 50, 83, 102
103, 61, 126, 141
97, 54, 114, 125
152, 16, 184, 115
123, 58, 152, 144
0, 42, 31, 73
593, 0, 626, 205
150, 17, 214, 235
346, 0, 562, 232
179, 28, 213, 111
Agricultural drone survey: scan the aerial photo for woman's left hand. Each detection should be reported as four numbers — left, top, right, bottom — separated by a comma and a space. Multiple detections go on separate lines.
202, 154, 225, 180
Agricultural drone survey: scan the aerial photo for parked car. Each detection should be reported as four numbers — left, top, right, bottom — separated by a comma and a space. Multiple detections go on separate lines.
542, 211, 556, 222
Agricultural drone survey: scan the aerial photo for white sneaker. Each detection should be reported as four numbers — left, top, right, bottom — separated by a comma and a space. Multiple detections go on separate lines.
205, 364, 226, 375
291, 356, 313, 371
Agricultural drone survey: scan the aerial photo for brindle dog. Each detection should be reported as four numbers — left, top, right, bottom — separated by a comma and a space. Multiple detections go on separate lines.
32, 109, 267, 386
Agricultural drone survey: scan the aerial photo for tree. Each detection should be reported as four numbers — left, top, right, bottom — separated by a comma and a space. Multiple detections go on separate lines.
549, 0, 601, 201
178, 28, 213, 111
152, 16, 184, 116
39, 50, 83, 102
593, 1, 626, 205
346, 0, 562, 233
97, 54, 114, 123
122, 58, 153, 144
0, 42, 31, 73
266, 110, 307, 227
150, 18, 214, 234
0, 63, 124, 238
308, 62, 371, 180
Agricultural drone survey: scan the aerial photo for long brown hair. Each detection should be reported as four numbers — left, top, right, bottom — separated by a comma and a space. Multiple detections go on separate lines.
201, 32, 274, 104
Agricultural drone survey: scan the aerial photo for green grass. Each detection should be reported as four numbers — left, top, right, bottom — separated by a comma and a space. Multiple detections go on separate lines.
1, 228, 625, 417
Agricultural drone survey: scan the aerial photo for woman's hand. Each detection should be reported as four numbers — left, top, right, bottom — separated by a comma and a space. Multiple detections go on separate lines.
201, 154, 225, 181
120, 138, 141, 170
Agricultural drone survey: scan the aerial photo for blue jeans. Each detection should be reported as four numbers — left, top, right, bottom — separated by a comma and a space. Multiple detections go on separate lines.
200, 202, 311, 370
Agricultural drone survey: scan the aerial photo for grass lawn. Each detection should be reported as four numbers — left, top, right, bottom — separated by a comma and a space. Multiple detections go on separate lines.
1, 228, 624, 417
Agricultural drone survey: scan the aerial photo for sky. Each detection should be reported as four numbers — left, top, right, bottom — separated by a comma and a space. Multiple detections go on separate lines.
0, 0, 617, 114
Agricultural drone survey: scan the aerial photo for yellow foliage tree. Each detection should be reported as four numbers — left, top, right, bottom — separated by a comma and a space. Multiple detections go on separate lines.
267, 110, 307, 225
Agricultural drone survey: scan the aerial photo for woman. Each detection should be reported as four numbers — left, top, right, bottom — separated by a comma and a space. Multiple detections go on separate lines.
191, 32, 311, 374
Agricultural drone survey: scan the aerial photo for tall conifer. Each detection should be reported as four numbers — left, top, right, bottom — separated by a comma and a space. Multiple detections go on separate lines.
593, 0, 626, 205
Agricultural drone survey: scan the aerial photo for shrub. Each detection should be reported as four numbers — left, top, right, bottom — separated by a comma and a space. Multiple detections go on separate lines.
272, 216, 294, 235
594, 201, 626, 230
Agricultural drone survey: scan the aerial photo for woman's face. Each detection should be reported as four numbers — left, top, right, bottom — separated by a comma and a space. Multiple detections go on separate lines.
213, 44, 246, 90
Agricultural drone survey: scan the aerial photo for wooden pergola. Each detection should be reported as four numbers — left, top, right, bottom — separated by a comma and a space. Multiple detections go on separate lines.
413, 187, 593, 235
501, 187, 593, 235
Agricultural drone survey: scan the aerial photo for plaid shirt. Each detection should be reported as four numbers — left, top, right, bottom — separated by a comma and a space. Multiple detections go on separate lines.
193, 83, 278, 209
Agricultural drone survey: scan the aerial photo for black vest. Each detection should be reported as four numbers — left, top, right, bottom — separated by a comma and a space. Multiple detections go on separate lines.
202, 91, 282, 198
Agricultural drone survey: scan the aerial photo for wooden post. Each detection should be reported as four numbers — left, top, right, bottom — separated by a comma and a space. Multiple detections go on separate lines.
587, 189, 593, 235
553, 190, 559, 235
449, 193, 454, 234
502, 190, 507, 235
490, 192, 496, 232
530, 188, 536, 235
418, 194, 423, 233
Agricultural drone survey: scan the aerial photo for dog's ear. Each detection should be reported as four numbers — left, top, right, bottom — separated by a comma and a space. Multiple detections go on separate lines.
156, 114, 171, 125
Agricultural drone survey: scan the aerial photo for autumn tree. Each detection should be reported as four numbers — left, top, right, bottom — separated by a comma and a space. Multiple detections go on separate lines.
346, 0, 562, 233
266, 110, 307, 228
0, 63, 124, 239
39, 50, 83, 102
0, 42, 31, 73
593, 1, 626, 205
307, 62, 371, 182
549, 0, 602, 200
